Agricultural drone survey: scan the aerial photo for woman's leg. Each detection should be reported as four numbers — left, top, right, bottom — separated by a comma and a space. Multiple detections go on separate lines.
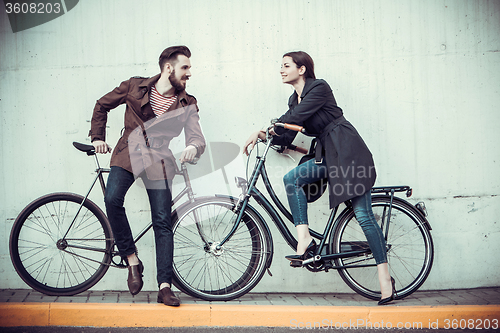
283, 158, 327, 255
377, 262, 393, 299
295, 225, 313, 255
351, 191, 392, 298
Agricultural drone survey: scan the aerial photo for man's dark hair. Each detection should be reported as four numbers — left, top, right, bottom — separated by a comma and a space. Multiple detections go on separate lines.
159, 45, 191, 72
283, 51, 316, 80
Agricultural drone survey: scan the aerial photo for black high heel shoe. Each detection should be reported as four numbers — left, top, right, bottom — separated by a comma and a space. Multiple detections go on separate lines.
378, 277, 396, 305
285, 239, 316, 262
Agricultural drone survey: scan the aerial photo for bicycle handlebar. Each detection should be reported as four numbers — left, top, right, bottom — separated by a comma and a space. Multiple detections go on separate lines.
273, 122, 306, 134
72, 141, 198, 165
287, 144, 309, 155
269, 123, 309, 154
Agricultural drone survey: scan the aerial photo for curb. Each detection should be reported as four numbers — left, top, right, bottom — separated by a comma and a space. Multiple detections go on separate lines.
1, 303, 499, 329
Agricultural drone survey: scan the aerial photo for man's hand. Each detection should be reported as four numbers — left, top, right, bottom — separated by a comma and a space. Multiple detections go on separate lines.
92, 140, 112, 154
180, 145, 197, 163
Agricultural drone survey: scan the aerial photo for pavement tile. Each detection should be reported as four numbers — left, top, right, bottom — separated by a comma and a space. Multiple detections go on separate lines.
307, 295, 336, 306
146, 291, 158, 304
268, 295, 300, 306
329, 294, 365, 306
23, 291, 57, 303
477, 293, 500, 301
397, 298, 426, 306
0, 290, 29, 302
117, 293, 139, 303
54, 296, 88, 303
464, 290, 497, 304
130, 293, 150, 303
87, 291, 120, 303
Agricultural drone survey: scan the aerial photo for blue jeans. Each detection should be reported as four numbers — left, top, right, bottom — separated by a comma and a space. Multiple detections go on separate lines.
283, 158, 387, 264
104, 166, 174, 286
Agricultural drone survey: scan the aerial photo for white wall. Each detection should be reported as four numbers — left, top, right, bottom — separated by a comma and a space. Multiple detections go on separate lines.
1, 0, 499, 293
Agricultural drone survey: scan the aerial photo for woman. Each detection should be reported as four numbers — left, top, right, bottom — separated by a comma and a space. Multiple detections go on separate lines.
243, 51, 396, 305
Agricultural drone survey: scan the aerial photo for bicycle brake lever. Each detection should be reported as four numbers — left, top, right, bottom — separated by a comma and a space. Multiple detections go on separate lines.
281, 153, 296, 162
182, 157, 199, 166
274, 146, 296, 162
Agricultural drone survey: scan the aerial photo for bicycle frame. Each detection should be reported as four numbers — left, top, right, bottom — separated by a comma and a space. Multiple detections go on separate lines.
64, 149, 200, 267
217, 135, 379, 268
216, 128, 426, 272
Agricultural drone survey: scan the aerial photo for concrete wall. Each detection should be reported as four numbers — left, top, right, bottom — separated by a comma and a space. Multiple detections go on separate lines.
1, 0, 499, 293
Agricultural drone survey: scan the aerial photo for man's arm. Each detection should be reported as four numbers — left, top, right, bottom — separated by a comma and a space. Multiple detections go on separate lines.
89, 79, 131, 153
180, 103, 206, 162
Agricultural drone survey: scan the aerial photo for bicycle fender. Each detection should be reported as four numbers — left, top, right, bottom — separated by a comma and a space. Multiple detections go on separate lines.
215, 194, 275, 269
372, 195, 432, 231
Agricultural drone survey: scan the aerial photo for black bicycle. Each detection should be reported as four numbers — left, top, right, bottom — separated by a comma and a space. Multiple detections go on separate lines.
9, 142, 205, 296
170, 123, 434, 301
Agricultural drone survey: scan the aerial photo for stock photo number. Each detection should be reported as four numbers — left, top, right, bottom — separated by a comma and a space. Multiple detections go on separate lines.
443, 318, 498, 330
5, 2, 61, 14
3, 0, 79, 32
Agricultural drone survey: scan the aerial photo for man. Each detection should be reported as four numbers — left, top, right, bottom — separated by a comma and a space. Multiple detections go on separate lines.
89, 45, 205, 306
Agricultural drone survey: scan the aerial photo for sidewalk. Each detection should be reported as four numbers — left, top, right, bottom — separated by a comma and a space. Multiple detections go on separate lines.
1, 288, 500, 329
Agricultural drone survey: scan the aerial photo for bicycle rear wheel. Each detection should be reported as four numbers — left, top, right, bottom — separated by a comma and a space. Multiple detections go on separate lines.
9, 193, 113, 296
331, 196, 433, 300
172, 196, 271, 301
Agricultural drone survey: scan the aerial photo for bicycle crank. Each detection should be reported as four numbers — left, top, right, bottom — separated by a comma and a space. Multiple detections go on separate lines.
302, 255, 321, 265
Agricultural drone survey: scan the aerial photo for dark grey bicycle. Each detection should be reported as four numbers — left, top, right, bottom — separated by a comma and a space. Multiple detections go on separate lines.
171, 123, 434, 301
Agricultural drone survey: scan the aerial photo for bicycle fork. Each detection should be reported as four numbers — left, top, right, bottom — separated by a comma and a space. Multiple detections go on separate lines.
215, 155, 266, 250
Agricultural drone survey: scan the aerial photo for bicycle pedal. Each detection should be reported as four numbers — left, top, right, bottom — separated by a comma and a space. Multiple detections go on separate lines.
290, 260, 302, 268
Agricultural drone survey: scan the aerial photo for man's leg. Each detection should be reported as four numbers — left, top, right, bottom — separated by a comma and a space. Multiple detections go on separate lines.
104, 166, 144, 295
144, 178, 180, 306
104, 166, 136, 259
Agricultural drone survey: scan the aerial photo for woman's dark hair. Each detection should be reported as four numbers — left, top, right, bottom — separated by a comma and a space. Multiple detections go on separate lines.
159, 45, 191, 71
283, 51, 316, 80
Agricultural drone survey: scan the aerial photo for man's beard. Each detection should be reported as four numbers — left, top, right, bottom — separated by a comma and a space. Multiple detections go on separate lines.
169, 69, 187, 92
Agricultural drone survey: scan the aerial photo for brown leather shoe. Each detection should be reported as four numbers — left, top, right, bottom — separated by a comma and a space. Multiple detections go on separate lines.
127, 260, 144, 296
157, 287, 180, 307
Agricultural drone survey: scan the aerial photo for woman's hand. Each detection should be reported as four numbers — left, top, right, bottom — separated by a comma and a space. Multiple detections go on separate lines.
180, 145, 197, 163
92, 140, 112, 154
243, 130, 267, 156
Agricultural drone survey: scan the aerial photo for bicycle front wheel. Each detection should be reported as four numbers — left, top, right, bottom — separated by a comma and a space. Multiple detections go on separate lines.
331, 196, 434, 300
9, 193, 113, 296
172, 196, 271, 301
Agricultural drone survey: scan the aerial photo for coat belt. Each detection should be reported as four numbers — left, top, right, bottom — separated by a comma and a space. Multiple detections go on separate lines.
314, 115, 347, 163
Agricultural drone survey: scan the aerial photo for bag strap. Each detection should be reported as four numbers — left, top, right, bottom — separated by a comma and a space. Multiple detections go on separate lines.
308, 138, 317, 155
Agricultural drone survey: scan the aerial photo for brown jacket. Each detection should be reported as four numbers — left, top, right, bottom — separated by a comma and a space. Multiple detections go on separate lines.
89, 74, 206, 180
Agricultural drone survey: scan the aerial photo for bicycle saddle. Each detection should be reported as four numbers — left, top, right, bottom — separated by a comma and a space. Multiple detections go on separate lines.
73, 142, 96, 155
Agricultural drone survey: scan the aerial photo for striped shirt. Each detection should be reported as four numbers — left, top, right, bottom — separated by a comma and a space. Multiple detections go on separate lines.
150, 85, 177, 117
